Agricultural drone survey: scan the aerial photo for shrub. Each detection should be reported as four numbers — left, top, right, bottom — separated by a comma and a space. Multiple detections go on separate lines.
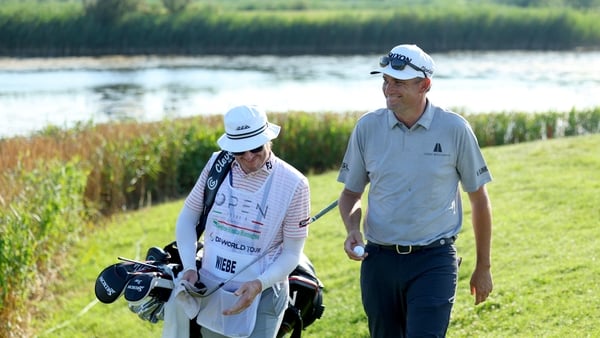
0, 159, 89, 336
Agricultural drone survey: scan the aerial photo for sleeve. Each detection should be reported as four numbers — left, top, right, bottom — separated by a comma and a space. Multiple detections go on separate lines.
457, 122, 493, 192
175, 204, 201, 273
283, 176, 311, 238
337, 121, 368, 193
257, 237, 305, 291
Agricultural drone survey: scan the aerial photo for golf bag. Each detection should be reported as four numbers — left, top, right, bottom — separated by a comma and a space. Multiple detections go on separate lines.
94, 244, 325, 337
277, 254, 325, 338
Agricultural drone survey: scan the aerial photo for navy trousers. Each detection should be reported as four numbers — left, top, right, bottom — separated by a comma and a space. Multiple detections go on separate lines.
361, 243, 459, 338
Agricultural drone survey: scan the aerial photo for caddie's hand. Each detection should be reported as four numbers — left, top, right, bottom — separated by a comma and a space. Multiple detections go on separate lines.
181, 269, 199, 284
470, 267, 493, 305
222, 279, 262, 316
344, 230, 367, 261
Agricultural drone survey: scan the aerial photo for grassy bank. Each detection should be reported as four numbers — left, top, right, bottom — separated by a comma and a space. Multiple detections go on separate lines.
30, 134, 600, 337
1, 0, 599, 56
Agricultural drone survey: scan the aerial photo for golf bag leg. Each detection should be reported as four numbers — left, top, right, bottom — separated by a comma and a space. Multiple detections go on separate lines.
189, 319, 202, 338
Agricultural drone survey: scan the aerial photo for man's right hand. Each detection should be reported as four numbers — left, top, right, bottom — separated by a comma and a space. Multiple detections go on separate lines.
181, 268, 199, 284
344, 230, 367, 261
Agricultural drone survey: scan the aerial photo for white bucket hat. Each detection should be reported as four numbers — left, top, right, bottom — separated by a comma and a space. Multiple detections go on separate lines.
370, 44, 435, 80
217, 105, 281, 153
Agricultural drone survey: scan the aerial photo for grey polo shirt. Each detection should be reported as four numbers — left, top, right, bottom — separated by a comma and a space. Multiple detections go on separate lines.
337, 101, 492, 246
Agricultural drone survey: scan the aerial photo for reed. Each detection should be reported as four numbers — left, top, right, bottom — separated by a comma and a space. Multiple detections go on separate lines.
2, 109, 599, 214
1, 2, 599, 56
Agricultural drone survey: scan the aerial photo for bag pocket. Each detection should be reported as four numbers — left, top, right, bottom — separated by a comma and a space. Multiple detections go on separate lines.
196, 287, 261, 338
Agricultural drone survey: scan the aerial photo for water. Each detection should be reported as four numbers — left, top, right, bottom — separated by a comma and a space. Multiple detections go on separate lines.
0, 51, 598, 138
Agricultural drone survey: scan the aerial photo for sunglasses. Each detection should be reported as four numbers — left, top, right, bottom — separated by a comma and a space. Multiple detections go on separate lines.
232, 145, 264, 156
379, 55, 428, 78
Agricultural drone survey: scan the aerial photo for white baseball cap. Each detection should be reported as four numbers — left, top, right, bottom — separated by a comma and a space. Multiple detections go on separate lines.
370, 44, 435, 80
217, 105, 280, 153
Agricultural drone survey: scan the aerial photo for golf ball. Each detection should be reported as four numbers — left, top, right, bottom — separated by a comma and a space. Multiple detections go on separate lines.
353, 246, 365, 256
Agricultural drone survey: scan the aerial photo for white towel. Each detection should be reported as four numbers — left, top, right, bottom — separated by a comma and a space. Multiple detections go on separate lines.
175, 281, 203, 319
162, 279, 201, 338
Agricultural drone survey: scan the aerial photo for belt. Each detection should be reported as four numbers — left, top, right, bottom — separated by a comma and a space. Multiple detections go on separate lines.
368, 236, 455, 255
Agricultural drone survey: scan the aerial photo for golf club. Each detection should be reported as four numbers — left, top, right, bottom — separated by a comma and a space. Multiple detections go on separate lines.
300, 199, 338, 227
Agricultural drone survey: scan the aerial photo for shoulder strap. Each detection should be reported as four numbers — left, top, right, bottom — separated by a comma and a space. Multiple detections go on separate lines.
196, 150, 234, 239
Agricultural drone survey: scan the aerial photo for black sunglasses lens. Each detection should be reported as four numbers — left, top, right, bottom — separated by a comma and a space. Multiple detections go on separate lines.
250, 145, 264, 153
390, 58, 408, 70
233, 145, 264, 156
379, 56, 408, 70
379, 56, 390, 67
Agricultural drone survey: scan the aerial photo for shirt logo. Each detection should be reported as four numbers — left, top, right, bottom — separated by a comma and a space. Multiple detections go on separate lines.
477, 166, 489, 176
424, 142, 449, 157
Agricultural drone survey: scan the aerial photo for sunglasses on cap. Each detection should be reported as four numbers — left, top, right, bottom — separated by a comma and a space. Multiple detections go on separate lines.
232, 145, 264, 156
379, 55, 428, 78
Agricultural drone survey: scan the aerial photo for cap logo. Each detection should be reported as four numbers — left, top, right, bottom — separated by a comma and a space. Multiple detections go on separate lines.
227, 123, 268, 140
389, 53, 412, 63
236, 125, 250, 131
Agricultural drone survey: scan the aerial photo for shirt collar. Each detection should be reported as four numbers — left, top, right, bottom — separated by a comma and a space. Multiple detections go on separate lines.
232, 152, 276, 176
386, 99, 434, 130
417, 100, 434, 130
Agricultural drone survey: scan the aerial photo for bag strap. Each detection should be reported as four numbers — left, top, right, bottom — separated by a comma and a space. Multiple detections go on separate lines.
196, 150, 234, 240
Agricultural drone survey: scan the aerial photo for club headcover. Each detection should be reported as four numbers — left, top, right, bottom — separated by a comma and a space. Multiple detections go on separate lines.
94, 263, 131, 304
124, 273, 155, 304
124, 272, 174, 304
145, 246, 170, 264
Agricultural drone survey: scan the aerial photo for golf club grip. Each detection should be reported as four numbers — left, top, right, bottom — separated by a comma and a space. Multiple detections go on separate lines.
310, 199, 338, 223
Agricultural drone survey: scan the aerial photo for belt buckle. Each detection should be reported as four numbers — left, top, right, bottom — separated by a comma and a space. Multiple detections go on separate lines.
395, 245, 412, 255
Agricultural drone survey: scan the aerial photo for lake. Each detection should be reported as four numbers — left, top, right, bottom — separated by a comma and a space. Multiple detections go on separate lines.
0, 50, 598, 138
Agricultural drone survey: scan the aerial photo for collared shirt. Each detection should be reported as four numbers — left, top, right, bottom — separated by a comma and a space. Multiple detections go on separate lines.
337, 100, 492, 245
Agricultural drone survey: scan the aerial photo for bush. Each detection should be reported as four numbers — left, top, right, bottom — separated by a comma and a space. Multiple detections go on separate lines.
0, 159, 89, 336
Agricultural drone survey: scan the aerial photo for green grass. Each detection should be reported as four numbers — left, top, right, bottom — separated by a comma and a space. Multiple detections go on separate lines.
32, 134, 600, 338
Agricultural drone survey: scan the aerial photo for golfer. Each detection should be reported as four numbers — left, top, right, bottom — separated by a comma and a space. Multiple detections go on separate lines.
163, 105, 311, 338
337, 44, 494, 337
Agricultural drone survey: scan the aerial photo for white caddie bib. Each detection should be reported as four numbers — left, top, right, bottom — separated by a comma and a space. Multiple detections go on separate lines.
196, 159, 301, 336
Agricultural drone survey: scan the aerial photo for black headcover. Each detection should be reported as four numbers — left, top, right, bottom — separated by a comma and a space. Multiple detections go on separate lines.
146, 246, 170, 264
124, 273, 156, 303
94, 263, 131, 304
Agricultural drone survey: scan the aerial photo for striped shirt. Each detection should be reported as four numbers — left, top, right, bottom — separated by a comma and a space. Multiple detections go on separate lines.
184, 152, 310, 240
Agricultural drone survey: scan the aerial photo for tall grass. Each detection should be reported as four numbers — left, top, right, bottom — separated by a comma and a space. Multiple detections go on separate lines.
0, 159, 88, 337
0, 2, 599, 56
1, 109, 599, 214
